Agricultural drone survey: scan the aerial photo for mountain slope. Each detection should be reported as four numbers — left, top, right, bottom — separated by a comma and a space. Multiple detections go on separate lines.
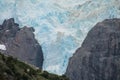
66, 18, 120, 80
0, 53, 69, 80
0, 0, 120, 74
0, 18, 43, 69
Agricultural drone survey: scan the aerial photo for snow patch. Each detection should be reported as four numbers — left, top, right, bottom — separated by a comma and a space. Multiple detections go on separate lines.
0, 44, 6, 50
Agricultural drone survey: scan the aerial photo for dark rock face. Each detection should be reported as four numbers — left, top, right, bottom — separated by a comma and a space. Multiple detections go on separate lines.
0, 18, 43, 69
66, 19, 120, 80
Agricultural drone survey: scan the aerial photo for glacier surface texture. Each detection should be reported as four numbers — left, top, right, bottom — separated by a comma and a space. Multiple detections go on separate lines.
0, 0, 120, 75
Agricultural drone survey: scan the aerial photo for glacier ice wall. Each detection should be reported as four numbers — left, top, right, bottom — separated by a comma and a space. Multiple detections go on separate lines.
0, 0, 120, 75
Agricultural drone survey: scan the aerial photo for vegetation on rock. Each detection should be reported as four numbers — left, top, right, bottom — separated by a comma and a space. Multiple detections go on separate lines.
0, 53, 69, 80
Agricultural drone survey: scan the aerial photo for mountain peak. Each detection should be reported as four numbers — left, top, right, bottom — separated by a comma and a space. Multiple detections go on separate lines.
0, 18, 44, 69
2, 18, 19, 30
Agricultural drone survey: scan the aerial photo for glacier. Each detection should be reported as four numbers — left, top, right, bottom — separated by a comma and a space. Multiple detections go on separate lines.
0, 0, 120, 75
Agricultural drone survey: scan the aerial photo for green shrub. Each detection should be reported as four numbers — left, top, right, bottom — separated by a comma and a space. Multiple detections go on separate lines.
0, 53, 69, 80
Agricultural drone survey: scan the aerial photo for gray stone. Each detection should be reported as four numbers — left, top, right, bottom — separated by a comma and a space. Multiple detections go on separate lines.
66, 18, 120, 80
0, 18, 43, 69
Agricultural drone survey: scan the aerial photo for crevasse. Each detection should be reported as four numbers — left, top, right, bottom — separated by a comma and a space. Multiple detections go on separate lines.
0, 0, 120, 75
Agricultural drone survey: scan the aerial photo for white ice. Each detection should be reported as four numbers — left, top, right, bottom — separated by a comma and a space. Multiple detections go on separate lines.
0, 44, 6, 50
0, 0, 120, 75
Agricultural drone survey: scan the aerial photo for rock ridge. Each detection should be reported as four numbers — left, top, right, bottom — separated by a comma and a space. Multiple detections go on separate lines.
0, 18, 43, 69
66, 18, 120, 80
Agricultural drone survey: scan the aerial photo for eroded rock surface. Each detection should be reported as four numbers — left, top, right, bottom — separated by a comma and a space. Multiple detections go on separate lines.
0, 18, 43, 69
66, 19, 120, 80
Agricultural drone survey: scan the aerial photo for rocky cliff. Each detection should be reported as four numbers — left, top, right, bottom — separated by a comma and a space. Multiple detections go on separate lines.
0, 18, 43, 69
66, 19, 120, 80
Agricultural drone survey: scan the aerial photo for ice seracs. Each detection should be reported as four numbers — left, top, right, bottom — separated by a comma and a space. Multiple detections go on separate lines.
0, 0, 120, 75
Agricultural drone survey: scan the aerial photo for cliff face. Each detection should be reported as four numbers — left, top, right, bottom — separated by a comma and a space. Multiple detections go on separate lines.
66, 19, 120, 80
0, 18, 43, 69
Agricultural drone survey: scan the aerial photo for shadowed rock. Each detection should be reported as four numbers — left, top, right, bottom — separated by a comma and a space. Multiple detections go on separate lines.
0, 18, 43, 69
66, 18, 120, 80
